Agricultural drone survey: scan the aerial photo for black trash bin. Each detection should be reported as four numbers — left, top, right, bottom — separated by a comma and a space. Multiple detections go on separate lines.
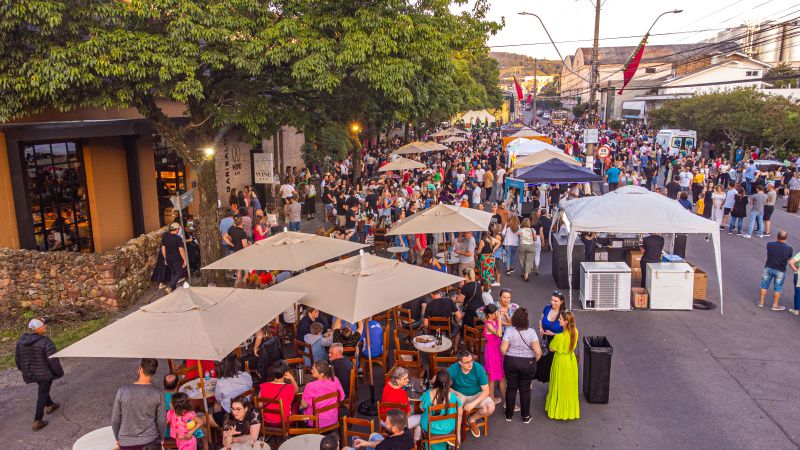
583, 336, 613, 404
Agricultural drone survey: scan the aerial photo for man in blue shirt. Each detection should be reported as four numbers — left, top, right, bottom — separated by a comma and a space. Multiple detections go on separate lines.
448, 350, 493, 438
360, 319, 383, 358
744, 160, 757, 195
218, 209, 235, 253
605, 162, 622, 191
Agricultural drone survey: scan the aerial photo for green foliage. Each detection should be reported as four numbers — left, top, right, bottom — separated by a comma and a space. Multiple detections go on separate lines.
608, 119, 624, 131
489, 52, 562, 76
765, 63, 799, 89
572, 102, 590, 118
648, 88, 800, 155
301, 123, 352, 171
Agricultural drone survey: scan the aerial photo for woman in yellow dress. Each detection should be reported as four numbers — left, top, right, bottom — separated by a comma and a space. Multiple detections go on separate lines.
545, 310, 580, 420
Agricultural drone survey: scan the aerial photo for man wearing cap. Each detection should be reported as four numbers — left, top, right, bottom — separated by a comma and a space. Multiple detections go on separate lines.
15, 317, 63, 431
163, 222, 188, 293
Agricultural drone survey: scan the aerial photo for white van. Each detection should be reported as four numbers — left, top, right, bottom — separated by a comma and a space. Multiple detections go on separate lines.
655, 129, 697, 156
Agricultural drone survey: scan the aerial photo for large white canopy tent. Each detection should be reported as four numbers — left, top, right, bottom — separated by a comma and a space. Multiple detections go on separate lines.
460, 109, 495, 124
510, 139, 564, 157
559, 186, 724, 313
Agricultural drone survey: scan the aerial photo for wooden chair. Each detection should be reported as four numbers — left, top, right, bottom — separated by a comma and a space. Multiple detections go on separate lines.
393, 349, 423, 369
311, 391, 341, 435
342, 417, 375, 449
360, 325, 390, 375
293, 339, 314, 370
373, 311, 391, 327
256, 397, 289, 445
287, 415, 318, 436
427, 317, 451, 337
393, 306, 419, 345
431, 355, 457, 373
422, 403, 461, 450
377, 401, 408, 437
343, 365, 358, 417
462, 412, 490, 441
462, 325, 483, 361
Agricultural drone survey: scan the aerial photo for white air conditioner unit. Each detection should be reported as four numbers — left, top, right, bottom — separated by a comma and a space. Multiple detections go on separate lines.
580, 262, 631, 311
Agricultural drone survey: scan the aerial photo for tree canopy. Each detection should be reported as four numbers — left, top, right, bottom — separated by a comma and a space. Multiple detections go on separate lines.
648, 88, 800, 157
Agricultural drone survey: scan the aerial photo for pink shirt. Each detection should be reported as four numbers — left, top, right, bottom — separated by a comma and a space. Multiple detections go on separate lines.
301, 378, 344, 429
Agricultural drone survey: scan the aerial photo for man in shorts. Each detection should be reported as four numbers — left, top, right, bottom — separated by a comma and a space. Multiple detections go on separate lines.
448, 350, 494, 438
758, 230, 792, 311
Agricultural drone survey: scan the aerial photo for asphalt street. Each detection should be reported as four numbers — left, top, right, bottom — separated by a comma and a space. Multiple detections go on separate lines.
2, 198, 799, 450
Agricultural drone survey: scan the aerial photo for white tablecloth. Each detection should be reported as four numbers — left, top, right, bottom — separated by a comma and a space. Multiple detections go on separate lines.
73, 426, 116, 450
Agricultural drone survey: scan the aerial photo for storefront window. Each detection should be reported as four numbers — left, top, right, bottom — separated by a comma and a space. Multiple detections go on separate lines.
22, 141, 94, 252
153, 134, 188, 226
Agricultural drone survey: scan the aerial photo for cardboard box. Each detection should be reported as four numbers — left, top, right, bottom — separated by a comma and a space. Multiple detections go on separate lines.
595, 250, 608, 262
627, 249, 643, 269
631, 287, 649, 309
631, 267, 642, 281
693, 266, 708, 300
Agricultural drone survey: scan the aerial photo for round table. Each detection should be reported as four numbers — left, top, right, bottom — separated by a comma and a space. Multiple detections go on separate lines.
279, 434, 325, 450
222, 441, 270, 450
179, 377, 218, 400
413, 335, 453, 373
73, 426, 116, 450
387, 246, 409, 260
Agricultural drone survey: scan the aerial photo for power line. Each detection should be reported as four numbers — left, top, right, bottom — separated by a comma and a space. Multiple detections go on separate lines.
488, 28, 731, 49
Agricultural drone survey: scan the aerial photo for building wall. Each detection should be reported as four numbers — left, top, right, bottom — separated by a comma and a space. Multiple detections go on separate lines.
83, 137, 134, 252
661, 63, 766, 95
0, 132, 19, 249
137, 134, 161, 233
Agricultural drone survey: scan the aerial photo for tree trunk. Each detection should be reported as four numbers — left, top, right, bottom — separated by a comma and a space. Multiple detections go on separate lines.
195, 159, 225, 285
351, 136, 362, 182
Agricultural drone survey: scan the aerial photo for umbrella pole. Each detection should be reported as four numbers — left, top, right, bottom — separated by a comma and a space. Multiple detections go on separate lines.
357, 320, 378, 416
197, 360, 212, 447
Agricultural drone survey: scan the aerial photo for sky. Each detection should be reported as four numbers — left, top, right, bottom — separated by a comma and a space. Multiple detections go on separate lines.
457, 0, 800, 60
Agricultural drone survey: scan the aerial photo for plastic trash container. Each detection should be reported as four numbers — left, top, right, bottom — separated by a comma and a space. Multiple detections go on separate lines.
582, 336, 613, 404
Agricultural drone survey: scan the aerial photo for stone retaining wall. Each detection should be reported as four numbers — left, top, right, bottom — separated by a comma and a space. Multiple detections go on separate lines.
0, 228, 165, 315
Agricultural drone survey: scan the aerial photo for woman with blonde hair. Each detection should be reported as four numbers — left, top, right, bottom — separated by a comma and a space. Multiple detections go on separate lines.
545, 311, 580, 420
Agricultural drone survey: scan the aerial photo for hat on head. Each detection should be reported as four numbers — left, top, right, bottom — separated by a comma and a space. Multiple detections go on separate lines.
169, 222, 182, 231
28, 318, 45, 330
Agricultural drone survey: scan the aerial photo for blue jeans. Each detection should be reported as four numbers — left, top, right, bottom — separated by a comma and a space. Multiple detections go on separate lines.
288, 221, 301, 231
728, 217, 743, 234
745, 178, 752, 195
794, 274, 800, 310
504, 245, 519, 271
760, 267, 786, 292
747, 212, 764, 236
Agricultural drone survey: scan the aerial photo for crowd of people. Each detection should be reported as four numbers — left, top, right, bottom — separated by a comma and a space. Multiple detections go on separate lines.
18, 116, 800, 449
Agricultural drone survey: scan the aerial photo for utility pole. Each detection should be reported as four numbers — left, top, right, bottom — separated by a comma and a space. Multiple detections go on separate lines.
587, 0, 601, 160
533, 58, 538, 128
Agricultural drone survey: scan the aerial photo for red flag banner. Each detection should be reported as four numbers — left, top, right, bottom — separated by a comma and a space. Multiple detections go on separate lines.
618, 34, 648, 95
513, 76, 524, 101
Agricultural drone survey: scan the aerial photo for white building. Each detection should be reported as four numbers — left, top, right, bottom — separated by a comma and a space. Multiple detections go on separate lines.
702, 20, 800, 68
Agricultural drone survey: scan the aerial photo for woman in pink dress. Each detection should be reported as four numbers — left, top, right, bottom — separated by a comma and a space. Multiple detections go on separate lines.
482, 303, 506, 403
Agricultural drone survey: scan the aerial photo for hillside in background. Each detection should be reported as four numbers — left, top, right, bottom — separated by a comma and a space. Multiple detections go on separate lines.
490, 52, 562, 77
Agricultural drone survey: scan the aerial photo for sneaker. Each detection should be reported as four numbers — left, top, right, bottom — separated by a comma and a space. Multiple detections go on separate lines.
32, 420, 48, 431
522, 416, 532, 424
514, 405, 521, 412
788, 309, 800, 315
508, 268, 516, 274
763, 233, 771, 237
505, 416, 512, 422
491, 282, 500, 287
728, 231, 733, 235
743, 234, 751, 238
771, 306, 786, 311
757, 235, 765, 238
45, 403, 60, 414
756, 302, 764, 308
505, 271, 512, 276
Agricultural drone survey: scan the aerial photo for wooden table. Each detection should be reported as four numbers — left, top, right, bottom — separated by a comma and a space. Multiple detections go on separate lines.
73, 426, 116, 450
279, 434, 325, 450
412, 335, 452, 374
387, 246, 409, 260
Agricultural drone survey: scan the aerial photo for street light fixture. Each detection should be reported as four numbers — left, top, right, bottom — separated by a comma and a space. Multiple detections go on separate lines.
203, 147, 215, 158
646, 10, 683, 36
518, 11, 589, 83
351, 123, 360, 133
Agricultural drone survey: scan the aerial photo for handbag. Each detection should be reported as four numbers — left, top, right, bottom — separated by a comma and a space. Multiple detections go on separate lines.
534, 334, 555, 383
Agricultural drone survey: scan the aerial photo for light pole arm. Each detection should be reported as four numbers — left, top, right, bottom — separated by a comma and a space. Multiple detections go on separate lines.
518, 12, 591, 84
646, 9, 683, 36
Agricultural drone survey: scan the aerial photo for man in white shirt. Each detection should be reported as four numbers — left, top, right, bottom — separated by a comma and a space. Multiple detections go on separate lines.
678, 168, 692, 193
471, 182, 482, 208
279, 179, 296, 204
475, 165, 485, 185
495, 167, 506, 201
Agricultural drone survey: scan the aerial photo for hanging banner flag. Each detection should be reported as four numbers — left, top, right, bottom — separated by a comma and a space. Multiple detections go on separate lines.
618, 34, 649, 95
513, 76, 524, 101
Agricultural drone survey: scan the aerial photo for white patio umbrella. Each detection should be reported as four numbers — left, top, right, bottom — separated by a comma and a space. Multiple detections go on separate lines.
270, 251, 462, 414
441, 136, 468, 144
422, 141, 449, 151
202, 231, 366, 271
392, 141, 434, 155
378, 157, 426, 172
385, 204, 492, 236
430, 129, 455, 138
54, 286, 305, 437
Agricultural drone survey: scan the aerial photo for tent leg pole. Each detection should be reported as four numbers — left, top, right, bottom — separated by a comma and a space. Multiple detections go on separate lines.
196, 360, 212, 445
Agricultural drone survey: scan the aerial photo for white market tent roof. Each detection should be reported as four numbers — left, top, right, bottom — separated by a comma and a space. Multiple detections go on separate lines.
509, 139, 563, 157
461, 109, 496, 123
559, 186, 724, 313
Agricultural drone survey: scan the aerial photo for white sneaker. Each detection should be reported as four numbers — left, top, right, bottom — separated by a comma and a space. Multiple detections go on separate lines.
491, 282, 501, 287
743, 234, 751, 238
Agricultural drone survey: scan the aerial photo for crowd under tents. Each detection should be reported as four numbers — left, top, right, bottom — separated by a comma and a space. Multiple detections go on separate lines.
558, 186, 724, 313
